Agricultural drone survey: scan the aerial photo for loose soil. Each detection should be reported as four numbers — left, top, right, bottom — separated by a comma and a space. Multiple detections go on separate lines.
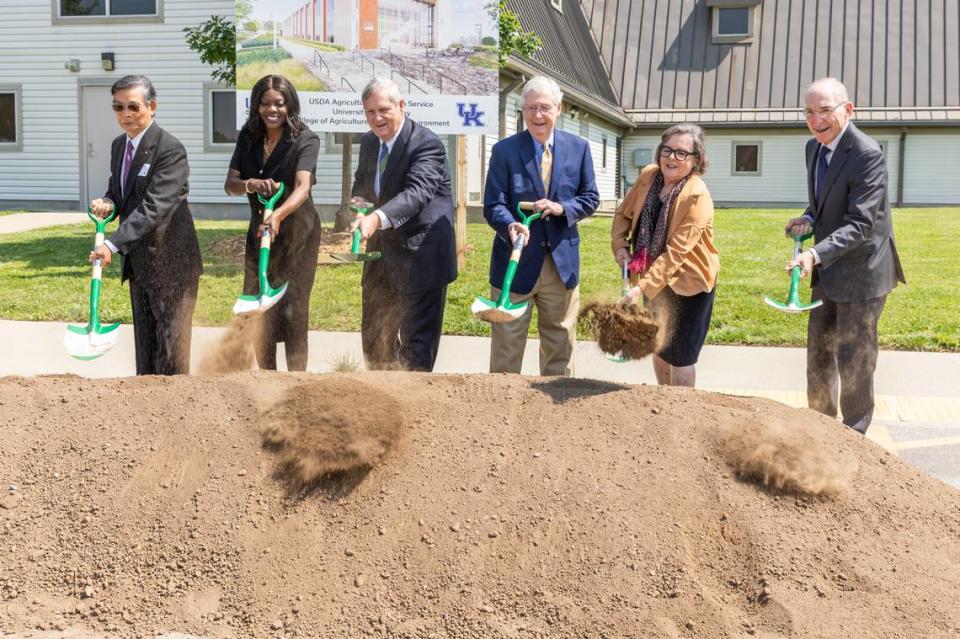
579, 302, 662, 360
1, 372, 959, 638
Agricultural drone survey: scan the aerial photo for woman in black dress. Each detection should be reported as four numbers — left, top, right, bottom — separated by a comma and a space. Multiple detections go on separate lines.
224, 75, 322, 371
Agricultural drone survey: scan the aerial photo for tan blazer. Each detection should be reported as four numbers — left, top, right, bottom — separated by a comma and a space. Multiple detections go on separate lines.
611, 164, 720, 299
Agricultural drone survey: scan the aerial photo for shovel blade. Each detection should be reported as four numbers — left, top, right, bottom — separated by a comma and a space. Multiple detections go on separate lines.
63, 323, 120, 360
471, 296, 528, 323
318, 251, 382, 265
233, 282, 289, 316
763, 296, 823, 314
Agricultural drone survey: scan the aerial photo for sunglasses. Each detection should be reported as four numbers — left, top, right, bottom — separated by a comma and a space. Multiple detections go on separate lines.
112, 103, 146, 113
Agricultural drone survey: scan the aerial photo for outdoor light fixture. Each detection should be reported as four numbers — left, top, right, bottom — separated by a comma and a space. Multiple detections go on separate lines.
101, 52, 115, 71
64, 59, 80, 72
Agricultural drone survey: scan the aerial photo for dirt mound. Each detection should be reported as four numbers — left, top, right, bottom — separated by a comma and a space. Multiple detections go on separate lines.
262, 378, 403, 491
1, 372, 960, 639
579, 301, 661, 359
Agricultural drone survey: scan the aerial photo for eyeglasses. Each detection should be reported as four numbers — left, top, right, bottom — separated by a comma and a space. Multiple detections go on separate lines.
522, 105, 556, 115
112, 103, 144, 113
803, 102, 847, 118
659, 145, 698, 161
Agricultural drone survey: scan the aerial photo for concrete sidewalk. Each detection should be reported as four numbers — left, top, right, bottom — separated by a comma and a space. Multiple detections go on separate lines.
0, 211, 87, 234
3, 319, 959, 489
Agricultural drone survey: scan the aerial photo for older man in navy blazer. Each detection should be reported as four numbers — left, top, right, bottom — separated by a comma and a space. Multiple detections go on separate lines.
483, 76, 599, 376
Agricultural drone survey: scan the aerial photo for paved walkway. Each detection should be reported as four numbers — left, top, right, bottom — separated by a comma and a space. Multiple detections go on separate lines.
0, 211, 86, 234
2, 320, 959, 489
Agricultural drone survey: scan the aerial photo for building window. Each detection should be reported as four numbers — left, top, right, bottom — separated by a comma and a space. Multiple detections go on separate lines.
707, 0, 758, 44
0, 86, 21, 151
602, 135, 608, 169
732, 142, 761, 175
550, 0, 562, 13
204, 86, 239, 152
56, 0, 161, 21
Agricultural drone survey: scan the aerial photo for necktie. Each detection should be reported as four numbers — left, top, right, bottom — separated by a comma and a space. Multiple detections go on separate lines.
540, 143, 553, 193
121, 139, 135, 198
815, 145, 829, 201
375, 143, 389, 197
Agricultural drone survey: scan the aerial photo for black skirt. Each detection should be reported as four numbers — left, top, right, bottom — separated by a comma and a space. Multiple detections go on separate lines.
648, 286, 716, 367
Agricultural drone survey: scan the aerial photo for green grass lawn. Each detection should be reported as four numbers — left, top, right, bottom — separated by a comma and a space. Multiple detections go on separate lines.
0, 210, 25, 216
0, 209, 957, 350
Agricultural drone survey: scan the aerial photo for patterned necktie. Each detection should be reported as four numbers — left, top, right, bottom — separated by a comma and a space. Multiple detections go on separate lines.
815, 145, 830, 201
375, 143, 389, 197
121, 139, 135, 197
540, 143, 553, 193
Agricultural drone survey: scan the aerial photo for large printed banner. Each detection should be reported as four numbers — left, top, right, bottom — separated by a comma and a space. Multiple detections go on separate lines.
238, 0, 499, 135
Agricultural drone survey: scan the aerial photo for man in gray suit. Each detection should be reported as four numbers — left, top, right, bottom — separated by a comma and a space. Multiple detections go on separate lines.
786, 77, 905, 434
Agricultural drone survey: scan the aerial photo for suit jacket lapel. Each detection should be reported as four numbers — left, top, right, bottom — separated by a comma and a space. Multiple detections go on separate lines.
111, 136, 124, 201
815, 124, 855, 214
519, 131, 545, 199
377, 118, 412, 202
546, 131, 561, 200
121, 124, 160, 207
806, 143, 817, 209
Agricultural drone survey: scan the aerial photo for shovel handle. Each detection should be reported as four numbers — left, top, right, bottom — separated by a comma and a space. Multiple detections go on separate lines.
87, 206, 116, 234
257, 181, 286, 220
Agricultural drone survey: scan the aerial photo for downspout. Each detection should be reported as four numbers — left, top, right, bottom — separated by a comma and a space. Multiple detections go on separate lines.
897, 128, 906, 207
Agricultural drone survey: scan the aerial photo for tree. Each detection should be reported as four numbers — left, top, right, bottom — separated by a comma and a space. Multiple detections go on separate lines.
242, 20, 260, 34
236, 0, 253, 23
489, 1, 541, 67
481, 35, 496, 47
184, 15, 236, 86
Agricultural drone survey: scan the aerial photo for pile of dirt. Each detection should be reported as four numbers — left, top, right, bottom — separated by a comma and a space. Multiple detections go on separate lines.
579, 301, 662, 359
1, 372, 959, 639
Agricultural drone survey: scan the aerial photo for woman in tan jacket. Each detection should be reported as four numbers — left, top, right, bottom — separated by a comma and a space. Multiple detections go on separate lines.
611, 123, 720, 387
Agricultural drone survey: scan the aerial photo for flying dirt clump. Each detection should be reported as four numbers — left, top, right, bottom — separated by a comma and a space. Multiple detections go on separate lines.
720, 418, 857, 498
578, 301, 661, 359
197, 315, 262, 374
261, 377, 404, 490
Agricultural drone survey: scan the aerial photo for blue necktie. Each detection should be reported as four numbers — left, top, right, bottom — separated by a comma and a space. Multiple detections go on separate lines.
375, 143, 389, 197
815, 145, 830, 201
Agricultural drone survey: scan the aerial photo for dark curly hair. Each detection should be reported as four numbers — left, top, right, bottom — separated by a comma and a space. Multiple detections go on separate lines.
243, 75, 307, 143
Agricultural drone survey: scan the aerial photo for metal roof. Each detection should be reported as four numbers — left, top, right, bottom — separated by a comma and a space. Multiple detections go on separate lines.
505, 0, 620, 107
578, 0, 960, 125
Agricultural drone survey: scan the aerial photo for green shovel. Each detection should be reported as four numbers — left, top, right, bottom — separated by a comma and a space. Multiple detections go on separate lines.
471, 202, 542, 323
319, 198, 383, 264
763, 232, 823, 313
63, 207, 121, 360
233, 182, 288, 315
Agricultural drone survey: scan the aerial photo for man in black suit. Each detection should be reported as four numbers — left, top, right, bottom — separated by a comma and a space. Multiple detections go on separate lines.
786, 77, 905, 434
351, 77, 457, 372
89, 75, 202, 375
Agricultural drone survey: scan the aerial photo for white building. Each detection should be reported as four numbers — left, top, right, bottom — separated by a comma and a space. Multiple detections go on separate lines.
0, 0, 245, 214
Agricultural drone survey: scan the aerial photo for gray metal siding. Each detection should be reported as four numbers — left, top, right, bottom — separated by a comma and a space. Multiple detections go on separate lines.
582, 0, 960, 124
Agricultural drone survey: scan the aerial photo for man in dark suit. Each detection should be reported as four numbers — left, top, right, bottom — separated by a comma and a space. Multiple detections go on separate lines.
351, 78, 457, 372
483, 75, 599, 376
89, 75, 202, 375
786, 77, 905, 434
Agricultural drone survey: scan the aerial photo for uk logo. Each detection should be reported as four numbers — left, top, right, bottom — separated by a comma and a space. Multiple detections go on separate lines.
457, 103, 485, 127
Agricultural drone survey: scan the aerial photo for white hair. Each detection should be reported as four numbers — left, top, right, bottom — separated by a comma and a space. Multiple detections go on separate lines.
521, 75, 563, 106
362, 77, 403, 104
806, 77, 849, 104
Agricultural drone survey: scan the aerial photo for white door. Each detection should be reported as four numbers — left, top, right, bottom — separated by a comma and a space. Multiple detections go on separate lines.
81, 85, 116, 207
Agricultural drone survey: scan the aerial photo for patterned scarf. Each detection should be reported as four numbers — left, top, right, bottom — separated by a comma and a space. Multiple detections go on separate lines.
629, 171, 688, 275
